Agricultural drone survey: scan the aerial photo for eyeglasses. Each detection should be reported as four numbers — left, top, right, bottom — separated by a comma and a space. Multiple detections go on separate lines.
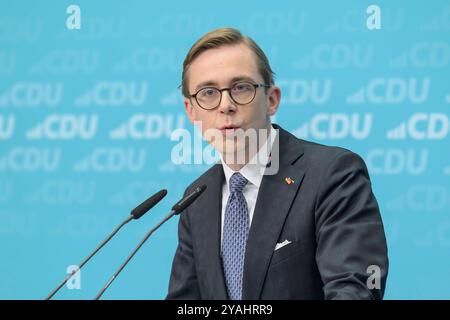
189, 81, 271, 110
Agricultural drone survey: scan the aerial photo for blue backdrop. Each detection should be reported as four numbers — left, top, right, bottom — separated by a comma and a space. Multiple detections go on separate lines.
1, 0, 449, 299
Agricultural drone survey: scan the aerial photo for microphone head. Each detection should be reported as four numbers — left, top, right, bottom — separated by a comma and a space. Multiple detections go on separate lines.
172, 185, 207, 214
131, 189, 167, 219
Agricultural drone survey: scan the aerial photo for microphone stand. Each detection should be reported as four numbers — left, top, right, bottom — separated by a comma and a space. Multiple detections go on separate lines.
94, 210, 176, 300
45, 189, 167, 299
46, 215, 133, 300
94, 184, 206, 299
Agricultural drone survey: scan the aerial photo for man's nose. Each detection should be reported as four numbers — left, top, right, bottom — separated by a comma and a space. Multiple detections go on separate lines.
217, 90, 237, 114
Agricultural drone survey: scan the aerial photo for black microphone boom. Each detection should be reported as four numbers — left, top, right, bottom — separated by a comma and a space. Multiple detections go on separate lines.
171, 185, 207, 214
94, 185, 207, 300
131, 190, 167, 219
45, 189, 167, 300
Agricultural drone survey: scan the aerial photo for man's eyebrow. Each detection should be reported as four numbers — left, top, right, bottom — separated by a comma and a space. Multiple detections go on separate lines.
229, 76, 256, 83
193, 76, 256, 92
194, 80, 218, 92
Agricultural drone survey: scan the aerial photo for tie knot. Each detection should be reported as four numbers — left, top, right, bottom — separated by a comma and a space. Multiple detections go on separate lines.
229, 172, 248, 193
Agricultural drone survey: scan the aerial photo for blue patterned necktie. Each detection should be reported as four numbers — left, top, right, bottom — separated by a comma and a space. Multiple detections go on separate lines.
222, 172, 249, 300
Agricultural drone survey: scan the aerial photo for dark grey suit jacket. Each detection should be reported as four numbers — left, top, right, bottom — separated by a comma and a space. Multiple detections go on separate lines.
167, 124, 388, 300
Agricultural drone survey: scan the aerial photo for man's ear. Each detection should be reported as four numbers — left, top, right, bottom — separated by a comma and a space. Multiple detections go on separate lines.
184, 97, 196, 124
266, 86, 281, 116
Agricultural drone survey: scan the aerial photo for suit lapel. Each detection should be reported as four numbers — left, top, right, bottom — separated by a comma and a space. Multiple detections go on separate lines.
199, 164, 228, 299
242, 127, 305, 299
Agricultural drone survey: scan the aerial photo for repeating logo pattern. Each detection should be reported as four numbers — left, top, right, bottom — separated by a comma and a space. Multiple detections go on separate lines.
1, 1, 449, 299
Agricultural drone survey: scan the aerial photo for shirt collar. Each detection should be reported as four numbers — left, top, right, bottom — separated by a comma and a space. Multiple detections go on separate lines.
221, 125, 277, 189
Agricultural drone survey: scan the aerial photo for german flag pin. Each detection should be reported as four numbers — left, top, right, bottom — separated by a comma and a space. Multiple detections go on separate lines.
285, 177, 294, 185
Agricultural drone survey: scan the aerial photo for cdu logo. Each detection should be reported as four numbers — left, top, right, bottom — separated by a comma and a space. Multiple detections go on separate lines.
347, 77, 430, 104
390, 42, 450, 68
113, 48, 182, 72
292, 44, 373, 69
0, 82, 63, 107
247, 12, 306, 35
366, 149, 429, 175
73, 148, 147, 173
26, 114, 98, 140
387, 113, 449, 140
407, 41, 450, 68
25, 180, 96, 206
30, 49, 99, 74
387, 185, 450, 212
0, 148, 61, 172
293, 113, 372, 140
109, 113, 186, 140
75, 81, 148, 107
278, 79, 332, 105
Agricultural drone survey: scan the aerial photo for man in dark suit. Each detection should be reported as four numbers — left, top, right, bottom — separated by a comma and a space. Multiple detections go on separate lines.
167, 28, 388, 300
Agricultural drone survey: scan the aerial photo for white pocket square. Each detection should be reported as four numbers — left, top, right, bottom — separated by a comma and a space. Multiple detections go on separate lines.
274, 239, 292, 251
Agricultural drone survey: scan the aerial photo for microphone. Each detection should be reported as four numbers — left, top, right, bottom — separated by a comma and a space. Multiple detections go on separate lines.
95, 184, 207, 300
45, 189, 167, 300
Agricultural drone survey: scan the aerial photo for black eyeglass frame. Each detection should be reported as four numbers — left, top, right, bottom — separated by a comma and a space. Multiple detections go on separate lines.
188, 82, 271, 110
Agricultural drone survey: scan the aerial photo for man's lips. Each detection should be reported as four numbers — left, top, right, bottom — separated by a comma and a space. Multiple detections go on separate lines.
218, 125, 241, 136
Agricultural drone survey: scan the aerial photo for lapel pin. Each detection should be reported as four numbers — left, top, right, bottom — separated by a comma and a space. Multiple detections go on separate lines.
285, 177, 294, 185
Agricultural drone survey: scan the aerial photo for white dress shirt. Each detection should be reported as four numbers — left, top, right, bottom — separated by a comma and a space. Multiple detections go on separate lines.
220, 125, 277, 244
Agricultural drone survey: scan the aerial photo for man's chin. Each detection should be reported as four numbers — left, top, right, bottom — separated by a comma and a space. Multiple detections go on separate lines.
204, 127, 265, 162
215, 143, 245, 154
216, 140, 248, 163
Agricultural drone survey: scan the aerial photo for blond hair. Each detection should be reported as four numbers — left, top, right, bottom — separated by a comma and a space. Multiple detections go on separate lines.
181, 28, 275, 97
